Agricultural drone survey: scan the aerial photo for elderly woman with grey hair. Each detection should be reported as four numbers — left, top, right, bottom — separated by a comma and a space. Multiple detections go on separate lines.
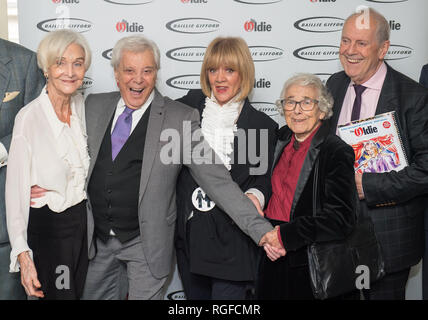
256, 73, 357, 299
6, 29, 91, 299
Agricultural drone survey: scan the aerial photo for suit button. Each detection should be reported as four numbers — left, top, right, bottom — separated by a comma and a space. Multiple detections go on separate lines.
107, 189, 112, 194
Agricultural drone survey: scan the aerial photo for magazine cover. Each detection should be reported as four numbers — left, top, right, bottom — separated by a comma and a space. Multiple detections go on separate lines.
337, 112, 408, 174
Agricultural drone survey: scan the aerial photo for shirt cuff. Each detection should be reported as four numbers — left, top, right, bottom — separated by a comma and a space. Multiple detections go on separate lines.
9, 235, 33, 273
245, 188, 265, 209
0, 142, 7, 168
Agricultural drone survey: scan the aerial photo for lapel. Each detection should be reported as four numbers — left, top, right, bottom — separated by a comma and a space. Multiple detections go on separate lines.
330, 75, 350, 130
271, 126, 292, 176
230, 99, 252, 177
289, 122, 329, 219
87, 92, 120, 181
375, 64, 399, 115
0, 56, 12, 109
138, 88, 166, 203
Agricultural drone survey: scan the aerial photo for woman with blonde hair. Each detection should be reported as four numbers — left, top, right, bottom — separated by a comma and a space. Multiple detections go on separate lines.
6, 29, 91, 300
175, 36, 278, 300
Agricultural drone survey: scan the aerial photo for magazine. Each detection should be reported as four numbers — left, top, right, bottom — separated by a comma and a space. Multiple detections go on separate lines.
337, 111, 408, 174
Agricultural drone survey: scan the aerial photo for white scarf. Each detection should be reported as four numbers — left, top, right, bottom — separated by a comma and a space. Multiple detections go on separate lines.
201, 93, 243, 171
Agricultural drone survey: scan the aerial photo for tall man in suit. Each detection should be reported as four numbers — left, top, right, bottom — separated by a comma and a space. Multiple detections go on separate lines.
327, 9, 428, 299
420, 64, 428, 88
81, 36, 280, 300
419, 64, 428, 300
0, 39, 44, 299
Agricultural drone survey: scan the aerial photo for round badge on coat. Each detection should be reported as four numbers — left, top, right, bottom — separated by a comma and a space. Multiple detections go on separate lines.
192, 187, 215, 212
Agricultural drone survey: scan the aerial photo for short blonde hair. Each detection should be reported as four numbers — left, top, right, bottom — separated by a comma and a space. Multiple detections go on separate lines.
200, 37, 254, 102
37, 29, 92, 73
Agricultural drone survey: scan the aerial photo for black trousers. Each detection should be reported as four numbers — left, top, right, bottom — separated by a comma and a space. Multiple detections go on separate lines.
27, 201, 88, 300
362, 268, 411, 300
257, 252, 315, 300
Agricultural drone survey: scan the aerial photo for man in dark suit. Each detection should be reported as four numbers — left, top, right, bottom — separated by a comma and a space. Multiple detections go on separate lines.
420, 64, 428, 88
327, 9, 428, 299
419, 64, 428, 300
0, 38, 44, 300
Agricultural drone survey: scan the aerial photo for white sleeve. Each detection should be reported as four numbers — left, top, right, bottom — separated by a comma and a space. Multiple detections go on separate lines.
5, 134, 33, 272
245, 188, 265, 210
0, 142, 7, 168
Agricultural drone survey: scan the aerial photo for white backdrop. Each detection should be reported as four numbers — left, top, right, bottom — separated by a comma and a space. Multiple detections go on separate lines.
17, 0, 428, 300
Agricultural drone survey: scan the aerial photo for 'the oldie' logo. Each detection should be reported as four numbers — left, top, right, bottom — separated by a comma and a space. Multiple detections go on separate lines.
244, 19, 272, 32
354, 125, 378, 137
116, 19, 144, 33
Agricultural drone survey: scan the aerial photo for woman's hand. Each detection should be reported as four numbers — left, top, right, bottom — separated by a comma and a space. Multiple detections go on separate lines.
260, 226, 286, 261
17, 251, 44, 298
30, 185, 47, 206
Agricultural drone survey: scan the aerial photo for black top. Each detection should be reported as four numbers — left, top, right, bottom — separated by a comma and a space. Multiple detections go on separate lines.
88, 105, 151, 243
175, 89, 278, 281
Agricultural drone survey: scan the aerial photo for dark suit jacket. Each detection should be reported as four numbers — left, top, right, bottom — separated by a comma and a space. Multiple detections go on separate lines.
0, 39, 44, 244
420, 64, 428, 88
327, 63, 428, 272
175, 89, 278, 281
272, 122, 356, 267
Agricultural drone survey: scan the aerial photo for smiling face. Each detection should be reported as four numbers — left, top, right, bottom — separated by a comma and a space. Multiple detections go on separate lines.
284, 84, 326, 141
47, 43, 86, 98
208, 64, 241, 106
339, 15, 389, 85
114, 49, 157, 109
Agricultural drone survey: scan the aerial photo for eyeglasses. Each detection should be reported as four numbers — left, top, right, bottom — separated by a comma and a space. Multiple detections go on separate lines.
276, 98, 319, 111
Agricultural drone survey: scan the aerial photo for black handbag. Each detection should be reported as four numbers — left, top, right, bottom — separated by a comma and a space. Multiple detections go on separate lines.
307, 157, 385, 300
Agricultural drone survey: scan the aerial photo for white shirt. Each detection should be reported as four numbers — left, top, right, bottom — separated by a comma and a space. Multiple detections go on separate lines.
200, 93, 265, 208
111, 91, 154, 134
6, 87, 90, 272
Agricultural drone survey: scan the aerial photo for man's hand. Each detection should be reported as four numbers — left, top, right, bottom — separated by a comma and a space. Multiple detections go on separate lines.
259, 226, 286, 261
30, 185, 47, 206
17, 251, 44, 298
355, 173, 365, 200
246, 193, 264, 217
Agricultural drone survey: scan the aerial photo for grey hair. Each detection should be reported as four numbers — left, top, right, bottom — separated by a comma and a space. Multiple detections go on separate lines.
37, 29, 92, 72
346, 7, 390, 44
111, 35, 161, 70
276, 73, 334, 119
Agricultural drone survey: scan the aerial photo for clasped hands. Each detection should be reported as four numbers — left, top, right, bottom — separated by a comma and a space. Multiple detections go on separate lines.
246, 193, 286, 261
259, 226, 286, 261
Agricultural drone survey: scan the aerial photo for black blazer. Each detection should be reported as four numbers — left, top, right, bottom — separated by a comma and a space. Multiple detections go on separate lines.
327, 63, 428, 272
175, 89, 278, 281
420, 64, 428, 88
271, 122, 356, 267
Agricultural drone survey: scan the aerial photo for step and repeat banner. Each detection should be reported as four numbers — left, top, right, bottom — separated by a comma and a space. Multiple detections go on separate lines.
17, 0, 428, 300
